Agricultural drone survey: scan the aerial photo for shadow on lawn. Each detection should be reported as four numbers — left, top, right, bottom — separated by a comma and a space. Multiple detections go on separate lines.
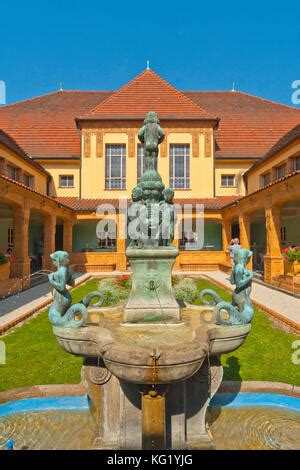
223, 356, 242, 383
208, 357, 243, 425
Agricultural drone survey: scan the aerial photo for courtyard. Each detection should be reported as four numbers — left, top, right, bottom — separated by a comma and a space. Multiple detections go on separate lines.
0, 277, 299, 391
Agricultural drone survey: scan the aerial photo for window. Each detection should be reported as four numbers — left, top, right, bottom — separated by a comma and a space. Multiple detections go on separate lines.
221, 174, 235, 187
275, 164, 286, 180
59, 175, 74, 187
137, 144, 144, 183
23, 173, 34, 188
97, 219, 117, 251
280, 226, 286, 244
7, 165, 19, 181
293, 156, 300, 171
105, 144, 126, 189
169, 144, 190, 189
261, 172, 271, 188
8, 227, 14, 245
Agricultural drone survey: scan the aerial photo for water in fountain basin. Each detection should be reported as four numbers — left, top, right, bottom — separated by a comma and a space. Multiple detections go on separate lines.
0, 406, 299, 450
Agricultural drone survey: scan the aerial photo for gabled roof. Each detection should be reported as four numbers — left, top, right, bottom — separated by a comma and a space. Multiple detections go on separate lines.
0, 81, 299, 160
185, 91, 300, 159
54, 196, 239, 211
78, 69, 218, 122
0, 91, 112, 159
0, 129, 50, 176
244, 124, 300, 176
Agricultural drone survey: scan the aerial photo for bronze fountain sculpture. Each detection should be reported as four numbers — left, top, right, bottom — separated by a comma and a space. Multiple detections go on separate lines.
49, 112, 254, 450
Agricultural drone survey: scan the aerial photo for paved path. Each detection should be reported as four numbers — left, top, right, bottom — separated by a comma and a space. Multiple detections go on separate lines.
0, 273, 90, 330
197, 270, 300, 327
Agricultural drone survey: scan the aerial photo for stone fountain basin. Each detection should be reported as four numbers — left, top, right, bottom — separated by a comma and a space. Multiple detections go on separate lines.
53, 305, 250, 385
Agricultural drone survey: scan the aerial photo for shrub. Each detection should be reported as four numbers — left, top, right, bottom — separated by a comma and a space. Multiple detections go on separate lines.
173, 278, 198, 304
0, 253, 9, 266
98, 277, 130, 305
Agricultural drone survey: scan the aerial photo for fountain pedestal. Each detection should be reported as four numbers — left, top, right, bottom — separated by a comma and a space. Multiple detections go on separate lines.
54, 309, 250, 450
80, 355, 223, 450
124, 247, 180, 323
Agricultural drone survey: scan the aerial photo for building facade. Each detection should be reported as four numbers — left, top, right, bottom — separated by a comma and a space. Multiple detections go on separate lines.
0, 69, 299, 295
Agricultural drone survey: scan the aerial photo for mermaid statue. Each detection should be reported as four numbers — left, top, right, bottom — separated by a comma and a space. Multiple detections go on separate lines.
200, 249, 254, 326
48, 251, 104, 328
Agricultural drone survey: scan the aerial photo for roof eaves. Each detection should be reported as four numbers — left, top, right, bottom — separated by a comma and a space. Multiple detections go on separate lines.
0, 174, 73, 210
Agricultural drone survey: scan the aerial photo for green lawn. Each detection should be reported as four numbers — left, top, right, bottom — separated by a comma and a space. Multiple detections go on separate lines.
0, 278, 299, 392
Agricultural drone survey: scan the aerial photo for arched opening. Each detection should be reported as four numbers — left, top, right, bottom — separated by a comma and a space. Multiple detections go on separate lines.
250, 209, 266, 274
280, 199, 300, 248
0, 202, 14, 254
179, 218, 222, 251
55, 217, 64, 251
28, 210, 44, 272
72, 219, 117, 253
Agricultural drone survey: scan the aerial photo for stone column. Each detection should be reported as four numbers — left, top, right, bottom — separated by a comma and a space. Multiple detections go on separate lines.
11, 206, 31, 281
222, 218, 232, 267
63, 219, 73, 254
264, 206, 284, 283
238, 213, 252, 268
42, 213, 56, 270
222, 218, 232, 252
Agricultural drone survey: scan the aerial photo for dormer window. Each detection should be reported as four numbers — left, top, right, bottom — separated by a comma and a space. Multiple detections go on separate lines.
275, 164, 286, 180
23, 173, 34, 188
7, 164, 19, 181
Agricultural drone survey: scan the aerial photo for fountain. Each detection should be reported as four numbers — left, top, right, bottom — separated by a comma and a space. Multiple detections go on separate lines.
49, 112, 253, 450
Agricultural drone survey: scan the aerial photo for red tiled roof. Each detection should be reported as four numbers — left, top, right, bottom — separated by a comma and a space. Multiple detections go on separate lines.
244, 124, 300, 175
0, 79, 299, 160
186, 91, 300, 159
0, 91, 111, 159
54, 196, 239, 211
79, 69, 217, 121
0, 129, 50, 176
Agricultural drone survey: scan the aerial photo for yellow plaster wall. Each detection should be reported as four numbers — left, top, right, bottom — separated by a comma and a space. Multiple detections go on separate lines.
81, 131, 130, 199
80, 123, 215, 199
215, 160, 254, 196
40, 161, 80, 197
0, 144, 47, 193
247, 140, 300, 194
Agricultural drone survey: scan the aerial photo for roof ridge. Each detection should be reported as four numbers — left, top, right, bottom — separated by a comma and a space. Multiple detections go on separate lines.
185, 89, 300, 110
2, 90, 114, 108
143, 70, 217, 119
87, 70, 150, 115
84, 69, 217, 120
1, 90, 64, 108
232, 90, 300, 111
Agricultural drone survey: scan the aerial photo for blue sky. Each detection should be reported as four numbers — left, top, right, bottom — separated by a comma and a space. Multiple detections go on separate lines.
1, 0, 300, 106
